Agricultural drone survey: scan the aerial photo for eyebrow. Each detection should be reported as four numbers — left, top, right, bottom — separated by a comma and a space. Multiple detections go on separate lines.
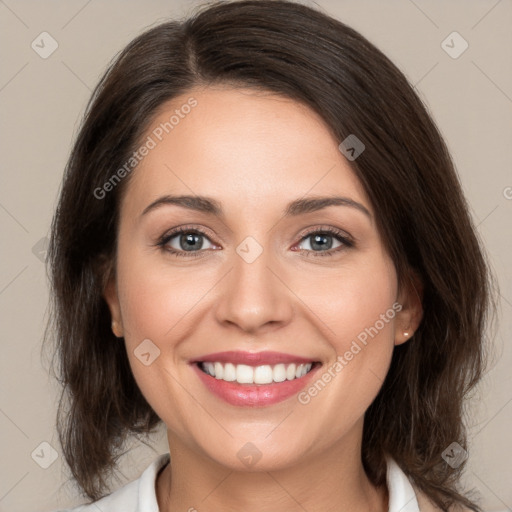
140, 194, 372, 220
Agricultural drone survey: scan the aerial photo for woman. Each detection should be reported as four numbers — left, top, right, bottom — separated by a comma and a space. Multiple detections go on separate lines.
47, 1, 494, 510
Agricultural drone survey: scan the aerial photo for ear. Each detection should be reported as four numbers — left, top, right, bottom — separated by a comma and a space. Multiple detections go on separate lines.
100, 257, 123, 338
394, 270, 423, 346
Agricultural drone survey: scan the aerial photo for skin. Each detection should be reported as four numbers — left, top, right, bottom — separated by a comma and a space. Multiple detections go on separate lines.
104, 86, 423, 512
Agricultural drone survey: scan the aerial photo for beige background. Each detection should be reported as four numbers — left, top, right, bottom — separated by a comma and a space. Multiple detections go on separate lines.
0, 0, 511, 511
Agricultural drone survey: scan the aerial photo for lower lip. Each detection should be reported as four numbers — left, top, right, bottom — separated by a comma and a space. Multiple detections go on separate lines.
191, 363, 321, 407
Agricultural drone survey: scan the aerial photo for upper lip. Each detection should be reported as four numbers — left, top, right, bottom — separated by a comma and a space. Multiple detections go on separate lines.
190, 350, 318, 366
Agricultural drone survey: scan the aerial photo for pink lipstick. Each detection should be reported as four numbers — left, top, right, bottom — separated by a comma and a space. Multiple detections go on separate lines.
190, 351, 321, 407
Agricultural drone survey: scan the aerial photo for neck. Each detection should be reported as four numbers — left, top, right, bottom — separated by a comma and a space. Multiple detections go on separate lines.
156, 420, 388, 512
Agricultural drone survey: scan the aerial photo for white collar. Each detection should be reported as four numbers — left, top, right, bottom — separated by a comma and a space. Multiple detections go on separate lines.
72, 452, 420, 511
385, 456, 421, 512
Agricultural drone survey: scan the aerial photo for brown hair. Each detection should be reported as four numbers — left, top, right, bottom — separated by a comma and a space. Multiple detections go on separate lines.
45, 1, 496, 509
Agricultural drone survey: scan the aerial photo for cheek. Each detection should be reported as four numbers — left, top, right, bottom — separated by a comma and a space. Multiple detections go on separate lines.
296, 254, 398, 412
114, 251, 194, 425
300, 253, 398, 350
116, 246, 205, 346
113, 247, 220, 406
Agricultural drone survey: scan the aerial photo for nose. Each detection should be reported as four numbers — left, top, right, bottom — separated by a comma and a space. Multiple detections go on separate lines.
214, 240, 294, 335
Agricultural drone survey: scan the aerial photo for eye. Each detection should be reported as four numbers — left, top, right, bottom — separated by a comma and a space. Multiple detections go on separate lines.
156, 225, 354, 259
157, 226, 216, 258
294, 227, 354, 257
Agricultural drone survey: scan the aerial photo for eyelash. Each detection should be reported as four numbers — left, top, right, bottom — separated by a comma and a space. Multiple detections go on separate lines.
155, 225, 354, 259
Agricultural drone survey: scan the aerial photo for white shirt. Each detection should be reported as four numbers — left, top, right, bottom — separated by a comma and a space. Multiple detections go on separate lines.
57, 453, 420, 512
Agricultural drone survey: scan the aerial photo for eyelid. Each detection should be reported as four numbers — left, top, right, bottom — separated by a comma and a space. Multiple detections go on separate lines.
156, 223, 355, 257
296, 224, 355, 245
156, 225, 219, 252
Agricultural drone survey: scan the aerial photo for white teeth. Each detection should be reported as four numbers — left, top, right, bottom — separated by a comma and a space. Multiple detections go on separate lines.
223, 362, 236, 381
200, 361, 313, 384
214, 362, 224, 380
236, 364, 254, 384
286, 363, 297, 380
204, 362, 215, 376
273, 363, 287, 382
254, 365, 273, 384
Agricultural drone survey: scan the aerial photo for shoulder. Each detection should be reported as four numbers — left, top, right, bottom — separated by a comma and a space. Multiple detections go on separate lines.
53, 453, 170, 512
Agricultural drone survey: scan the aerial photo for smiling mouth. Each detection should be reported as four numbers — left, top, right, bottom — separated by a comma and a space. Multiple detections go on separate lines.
196, 361, 321, 385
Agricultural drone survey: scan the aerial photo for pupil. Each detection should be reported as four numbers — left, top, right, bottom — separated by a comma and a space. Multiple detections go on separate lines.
311, 234, 332, 251
181, 233, 201, 251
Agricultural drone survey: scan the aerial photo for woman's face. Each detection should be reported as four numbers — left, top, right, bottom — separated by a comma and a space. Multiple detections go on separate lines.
105, 86, 420, 470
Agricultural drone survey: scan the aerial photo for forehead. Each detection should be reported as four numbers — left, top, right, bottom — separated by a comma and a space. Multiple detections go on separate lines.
120, 86, 371, 220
